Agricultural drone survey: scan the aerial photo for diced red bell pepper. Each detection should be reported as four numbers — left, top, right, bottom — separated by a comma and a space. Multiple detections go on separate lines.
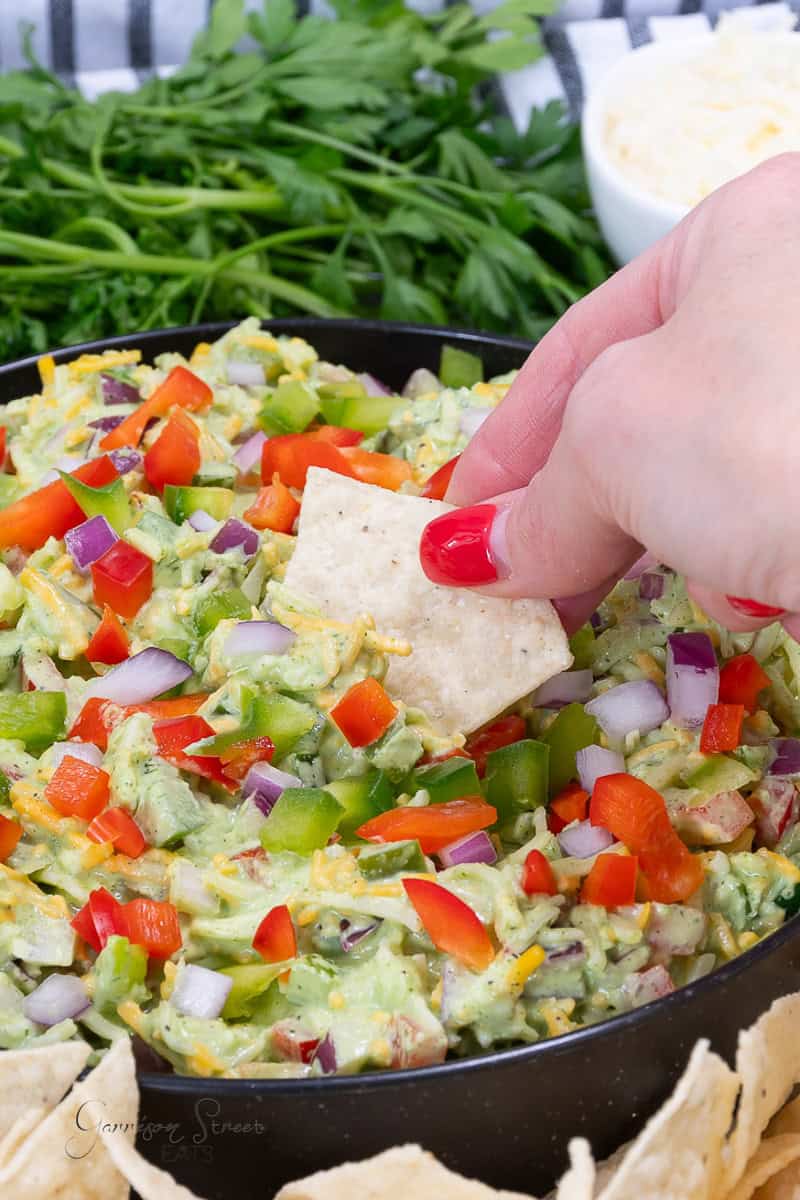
86, 605, 130, 665
152, 715, 237, 791
464, 714, 527, 778
0, 813, 22, 861
638, 841, 705, 905
330, 677, 398, 748
271, 1021, 320, 1064
86, 807, 148, 858
243, 475, 300, 533
340, 447, 413, 491
421, 454, 461, 501
70, 694, 210, 751
718, 654, 771, 713
218, 735, 275, 783
261, 433, 356, 490
308, 425, 363, 447
101, 366, 212, 451
581, 853, 638, 907
0, 455, 118, 551
92, 540, 153, 619
253, 903, 297, 963
0, 426, 6, 470
143, 408, 201, 493
356, 797, 497, 855
403, 878, 494, 972
521, 848, 558, 896
547, 782, 590, 834
44, 756, 111, 821
122, 897, 182, 959
700, 703, 745, 754
71, 886, 128, 953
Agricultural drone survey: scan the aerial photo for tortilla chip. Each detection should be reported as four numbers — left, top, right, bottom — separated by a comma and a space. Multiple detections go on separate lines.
723, 997, 800, 1193
597, 1040, 739, 1200
274, 1143, 534, 1200
768, 1098, 800, 1141
726, 1135, 800, 1200
284, 470, 571, 734
0, 1040, 90, 1140
555, 1139, 595, 1200
100, 1126, 204, 1200
0, 1037, 137, 1198
0, 1107, 47, 1167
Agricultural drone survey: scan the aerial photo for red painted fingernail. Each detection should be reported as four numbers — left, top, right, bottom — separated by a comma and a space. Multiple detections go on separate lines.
420, 504, 508, 587
726, 596, 785, 618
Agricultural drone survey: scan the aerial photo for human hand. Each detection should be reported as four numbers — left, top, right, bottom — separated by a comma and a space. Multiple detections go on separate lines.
418, 154, 800, 640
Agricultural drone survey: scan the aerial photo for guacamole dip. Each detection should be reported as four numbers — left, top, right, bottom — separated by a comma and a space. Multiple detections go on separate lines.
0, 320, 798, 1079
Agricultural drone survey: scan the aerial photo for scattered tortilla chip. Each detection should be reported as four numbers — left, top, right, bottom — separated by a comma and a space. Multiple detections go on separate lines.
0, 1041, 90, 1140
768, 1098, 800, 1141
100, 1125, 204, 1200
597, 1040, 739, 1200
0, 1037, 136, 1199
0, 1107, 47, 1168
751, 1155, 800, 1200
284, 470, 571, 734
723, 997, 800, 1193
274, 1143, 534, 1200
726, 1135, 800, 1200
555, 1139, 595, 1200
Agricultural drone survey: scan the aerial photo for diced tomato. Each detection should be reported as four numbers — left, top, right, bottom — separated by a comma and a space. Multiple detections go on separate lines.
243, 475, 300, 534
0, 455, 118, 551
86, 807, 148, 858
719, 654, 771, 713
421, 454, 461, 501
417, 748, 470, 767
403, 878, 494, 972
70, 887, 127, 953
340, 447, 413, 491
521, 848, 558, 896
389, 1014, 447, 1069
92, 540, 153, 619
356, 797, 497, 855
464, 714, 527, 778
270, 1021, 320, 1064
253, 904, 297, 963
152, 715, 236, 791
330, 677, 398, 748
123, 897, 182, 959
700, 703, 745, 754
101, 366, 212, 451
261, 433, 356, 490
143, 408, 201, 492
86, 605, 130, 665
547, 782, 590, 834
44, 756, 110, 821
0, 813, 22, 861
71, 899, 103, 953
218, 736, 275, 783
70, 694, 210, 751
581, 853, 638, 907
308, 425, 363, 447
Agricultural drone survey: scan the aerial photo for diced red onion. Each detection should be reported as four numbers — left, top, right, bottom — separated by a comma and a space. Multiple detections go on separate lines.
639, 571, 665, 600
313, 1032, 337, 1074
109, 448, 141, 475
646, 906, 706, 959
585, 680, 669, 740
84, 647, 192, 704
458, 408, 491, 440
88, 415, 124, 433
768, 738, 800, 777
243, 761, 302, 815
590, 611, 604, 630
23, 974, 90, 1026
438, 830, 497, 868
170, 964, 233, 1020
666, 632, 719, 728
51, 741, 103, 771
65, 515, 118, 573
532, 669, 593, 710
357, 372, 393, 397
624, 551, 658, 581
227, 360, 266, 388
224, 621, 295, 659
576, 745, 625, 793
624, 964, 675, 1008
339, 918, 380, 953
232, 430, 267, 475
557, 819, 613, 858
210, 518, 259, 558
403, 368, 441, 399
754, 778, 798, 847
102, 374, 141, 405
187, 509, 217, 533
545, 941, 585, 964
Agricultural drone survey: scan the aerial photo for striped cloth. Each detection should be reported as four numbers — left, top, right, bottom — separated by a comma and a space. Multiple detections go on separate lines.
1, 0, 798, 124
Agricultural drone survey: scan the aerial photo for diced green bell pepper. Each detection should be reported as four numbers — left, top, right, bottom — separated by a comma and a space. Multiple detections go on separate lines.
192, 691, 317, 762
0, 770, 10, 808
319, 381, 398, 437
220, 963, 282, 1019
193, 463, 237, 489
59, 472, 131, 534
194, 588, 251, 637
258, 380, 319, 436
358, 839, 427, 878
324, 769, 394, 839
684, 754, 758, 797
164, 485, 234, 525
0, 691, 66, 753
439, 345, 483, 390
411, 757, 481, 805
569, 625, 596, 671
93, 935, 148, 1014
542, 703, 600, 798
260, 787, 344, 854
484, 739, 549, 821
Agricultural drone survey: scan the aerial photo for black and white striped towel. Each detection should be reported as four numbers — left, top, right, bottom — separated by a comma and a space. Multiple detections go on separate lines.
1, 0, 798, 124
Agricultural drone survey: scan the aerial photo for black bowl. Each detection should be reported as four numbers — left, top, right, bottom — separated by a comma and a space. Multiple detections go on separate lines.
2, 319, 800, 1199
